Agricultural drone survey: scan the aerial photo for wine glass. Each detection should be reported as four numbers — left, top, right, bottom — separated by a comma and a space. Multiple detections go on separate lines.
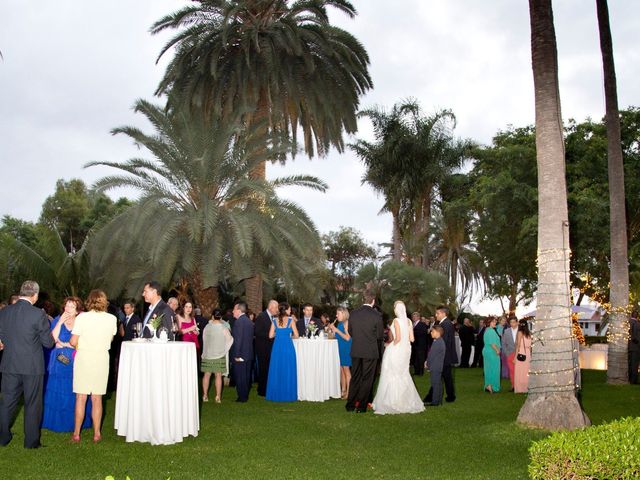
171, 320, 179, 341
133, 322, 141, 339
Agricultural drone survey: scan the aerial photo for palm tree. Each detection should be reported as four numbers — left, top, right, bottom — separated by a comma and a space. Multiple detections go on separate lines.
87, 100, 327, 316
429, 204, 484, 306
151, 0, 371, 311
352, 100, 469, 267
517, 0, 590, 430
596, 0, 630, 385
0, 227, 93, 302
152, 0, 372, 160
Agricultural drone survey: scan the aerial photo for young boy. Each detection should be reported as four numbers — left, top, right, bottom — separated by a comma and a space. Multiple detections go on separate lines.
425, 324, 445, 406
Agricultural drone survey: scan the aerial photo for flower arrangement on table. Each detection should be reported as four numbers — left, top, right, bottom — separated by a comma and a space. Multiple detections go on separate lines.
306, 323, 318, 338
150, 313, 165, 330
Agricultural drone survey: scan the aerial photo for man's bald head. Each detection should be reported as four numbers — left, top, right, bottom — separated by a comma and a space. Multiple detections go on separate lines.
267, 300, 279, 316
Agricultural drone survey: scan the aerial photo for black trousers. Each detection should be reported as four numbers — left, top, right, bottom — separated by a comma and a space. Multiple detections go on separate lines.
346, 357, 377, 412
412, 349, 426, 375
460, 344, 472, 368
233, 359, 252, 402
471, 345, 483, 368
0, 373, 44, 448
423, 364, 455, 403
254, 339, 272, 396
629, 349, 640, 384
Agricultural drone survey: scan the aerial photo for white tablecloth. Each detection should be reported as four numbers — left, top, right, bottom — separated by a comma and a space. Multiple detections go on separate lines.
293, 338, 341, 402
114, 341, 199, 445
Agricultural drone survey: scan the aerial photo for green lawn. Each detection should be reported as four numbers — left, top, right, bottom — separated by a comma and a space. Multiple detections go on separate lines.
1, 370, 638, 480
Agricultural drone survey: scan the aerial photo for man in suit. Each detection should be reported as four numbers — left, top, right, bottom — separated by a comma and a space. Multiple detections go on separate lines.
411, 312, 429, 376
296, 303, 321, 337
458, 318, 476, 368
140, 281, 175, 340
629, 310, 640, 384
423, 305, 457, 405
119, 300, 141, 341
0, 280, 54, 448
425, 324, 446, 406
501, 316, 519, 389
232, 301, 254, 402
254, 300, 278, 397
346, 291, 383, 413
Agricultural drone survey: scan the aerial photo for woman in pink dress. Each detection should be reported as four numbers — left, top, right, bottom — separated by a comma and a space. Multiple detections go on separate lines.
513, 320, 532, 393
178, 301, 200, 353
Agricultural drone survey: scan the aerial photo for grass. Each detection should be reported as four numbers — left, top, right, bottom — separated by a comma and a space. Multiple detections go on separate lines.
0, 369, 638, 480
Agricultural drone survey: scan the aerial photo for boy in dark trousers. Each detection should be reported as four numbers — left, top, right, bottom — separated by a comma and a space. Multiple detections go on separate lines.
425, 325, 445, 406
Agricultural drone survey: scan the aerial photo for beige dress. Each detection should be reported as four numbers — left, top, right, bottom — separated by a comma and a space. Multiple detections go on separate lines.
72, 310, 117, 395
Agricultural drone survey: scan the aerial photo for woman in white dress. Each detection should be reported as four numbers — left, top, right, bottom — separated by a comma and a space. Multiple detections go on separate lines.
372, 301, 425, 415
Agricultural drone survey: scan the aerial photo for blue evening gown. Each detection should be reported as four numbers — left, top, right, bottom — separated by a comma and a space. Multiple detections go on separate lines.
42, 317, 92, 432
266, 318, 298, 402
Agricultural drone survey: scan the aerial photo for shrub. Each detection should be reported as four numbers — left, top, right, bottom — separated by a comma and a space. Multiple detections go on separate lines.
584, 335, 608, 346
529, 417, 640, 480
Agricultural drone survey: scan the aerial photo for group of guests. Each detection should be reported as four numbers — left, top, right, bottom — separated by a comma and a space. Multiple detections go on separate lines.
0, 281, 117, 448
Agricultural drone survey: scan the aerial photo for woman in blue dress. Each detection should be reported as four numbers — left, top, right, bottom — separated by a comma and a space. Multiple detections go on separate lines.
330, 307, 352, 399
42, 297, 91, 432
266, 303, 299, 402
482, 317, 502, 393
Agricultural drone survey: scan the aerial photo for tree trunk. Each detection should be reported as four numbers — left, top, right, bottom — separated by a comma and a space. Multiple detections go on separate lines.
245, 275, 263, 316
392, 208, 402, 262
421, 192, 432, 269
188, 271, 219, 318
597, 0, 630, 385
518, 0, 590, 430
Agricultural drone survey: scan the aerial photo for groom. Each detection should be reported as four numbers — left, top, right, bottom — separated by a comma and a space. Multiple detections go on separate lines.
346, 290, 383, 413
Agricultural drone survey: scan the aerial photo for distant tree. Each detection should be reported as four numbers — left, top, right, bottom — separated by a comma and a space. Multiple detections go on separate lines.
355, 260, 452, 317
469, 127, 538, 314
39, 179, 131, 253
322, 226, 377, 305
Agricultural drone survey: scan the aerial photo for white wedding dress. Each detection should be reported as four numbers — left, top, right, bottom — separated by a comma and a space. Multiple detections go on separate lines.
372, 302, 425, 415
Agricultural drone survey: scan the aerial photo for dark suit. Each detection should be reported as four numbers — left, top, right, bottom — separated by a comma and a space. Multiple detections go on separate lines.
0, 299, 54, 448
232, 314, 254, 402
141, 300, 175, 340
458, 324, 475, 368
472, 327, 485, 368
427, 337, 446, 405
412, 321, 429, 375
121, 313, 141, 342
346, 305, 383, 412
424, 317, 457, 404
629, 317, 640, 384
296, 316, 321, 337
254, 310, 274, 396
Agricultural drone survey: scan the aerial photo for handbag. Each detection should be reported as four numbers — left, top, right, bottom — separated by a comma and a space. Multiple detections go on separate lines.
516, 335, 526, 362
56, 352, 71, 365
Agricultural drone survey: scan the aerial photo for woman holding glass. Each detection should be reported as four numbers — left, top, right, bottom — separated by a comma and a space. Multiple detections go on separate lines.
329, 307, 352, 399
42, 296, 92, 432
482, 317, 501, 393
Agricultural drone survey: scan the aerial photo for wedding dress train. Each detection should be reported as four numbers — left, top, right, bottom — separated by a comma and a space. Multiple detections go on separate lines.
372, 301, 425, 415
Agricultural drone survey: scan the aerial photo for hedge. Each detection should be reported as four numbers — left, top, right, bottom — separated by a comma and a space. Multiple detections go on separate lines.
529, 417, 640, 480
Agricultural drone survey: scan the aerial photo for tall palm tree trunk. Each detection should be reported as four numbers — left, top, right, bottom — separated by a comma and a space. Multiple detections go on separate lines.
517, 0, 590, 430
597, 0, 630, 385
392, 208, 402, 262
189, 271, 219, 318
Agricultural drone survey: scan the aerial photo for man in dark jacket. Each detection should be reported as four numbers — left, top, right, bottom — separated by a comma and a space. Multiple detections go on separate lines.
346, 291, 383, 413
0, 280, 54, 448
458, 318, 476, 368
423, 305, 457, 405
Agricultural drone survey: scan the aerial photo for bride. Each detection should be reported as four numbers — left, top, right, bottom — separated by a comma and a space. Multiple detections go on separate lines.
372, 301, 425, 415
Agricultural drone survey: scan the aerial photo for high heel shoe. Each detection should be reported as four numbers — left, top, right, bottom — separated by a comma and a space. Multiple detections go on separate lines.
70, 434, 81, 443
93, 434, 102, 443
215, 397, 221, 404
484, 387, 493, 394
202, 396, 209, 402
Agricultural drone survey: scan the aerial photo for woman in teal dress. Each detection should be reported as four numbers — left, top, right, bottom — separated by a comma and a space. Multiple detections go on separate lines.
482, 317, 501, 393
266, 303, 299, 402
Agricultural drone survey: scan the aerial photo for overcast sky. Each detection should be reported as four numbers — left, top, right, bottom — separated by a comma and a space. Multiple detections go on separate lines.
1, 1, 638, 313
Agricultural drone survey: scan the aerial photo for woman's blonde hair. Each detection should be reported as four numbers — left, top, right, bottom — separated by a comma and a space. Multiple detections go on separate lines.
336, 306, 349, 322
85, 289, 108, 312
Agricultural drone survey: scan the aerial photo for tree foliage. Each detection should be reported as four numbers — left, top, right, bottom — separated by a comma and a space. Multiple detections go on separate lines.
321, 226, 377, 305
